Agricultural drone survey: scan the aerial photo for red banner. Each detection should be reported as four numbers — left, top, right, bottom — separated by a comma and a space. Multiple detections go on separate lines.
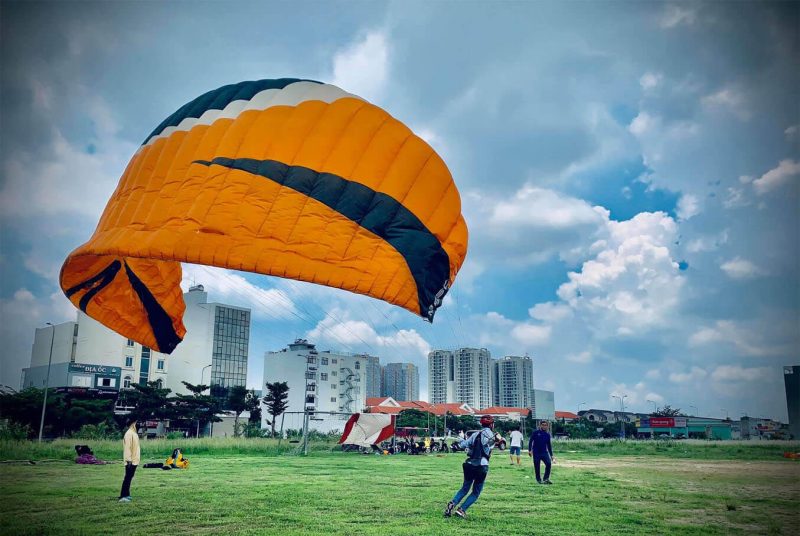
649, 417, 675, 428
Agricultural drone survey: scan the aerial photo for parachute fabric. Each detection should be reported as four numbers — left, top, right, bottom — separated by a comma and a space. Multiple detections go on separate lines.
60, 78, 468, 353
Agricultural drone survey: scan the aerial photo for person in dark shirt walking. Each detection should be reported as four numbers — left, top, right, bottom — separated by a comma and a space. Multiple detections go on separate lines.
527, 420, 555, 484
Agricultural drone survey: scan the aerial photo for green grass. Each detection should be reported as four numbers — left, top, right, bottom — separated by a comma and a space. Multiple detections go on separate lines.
1, 440, 798, 535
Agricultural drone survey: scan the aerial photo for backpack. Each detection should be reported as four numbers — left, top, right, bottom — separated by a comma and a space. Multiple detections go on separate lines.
467, 429, 491, 462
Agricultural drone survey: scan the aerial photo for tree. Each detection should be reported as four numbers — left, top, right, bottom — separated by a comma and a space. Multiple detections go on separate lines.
227, 385, 249, 437
124, 381, 174, 423
263, 382, 289, 437
245, 390, 262, 424
652, 405, 682, 417
173, 381, 221, 437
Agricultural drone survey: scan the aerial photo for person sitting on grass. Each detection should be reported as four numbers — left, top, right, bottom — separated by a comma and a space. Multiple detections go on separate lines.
528, 420, 555, 484
444, 415, 495, 519
509, 425, 524, 466
119, 417, 140, 503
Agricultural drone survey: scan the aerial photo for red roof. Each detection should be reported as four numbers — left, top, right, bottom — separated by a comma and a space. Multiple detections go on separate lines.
366, 406, 404, 414
555, 411, 579, 420
366, 397, 391, 406
476, 407, 531, 417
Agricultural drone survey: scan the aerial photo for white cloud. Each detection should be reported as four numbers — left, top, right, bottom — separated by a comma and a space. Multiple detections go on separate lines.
331, 30, 389, 103
752, 159, 800, 195
686, 229, 728, 253
557, 211, 683, 332
676, 193, 700, 220
645, 369, 661, 380
688, 319, 790, 357
723, 186, 750, 209
702, 87, 749, 120
510, 323, 551, 346
711, 365, 772, 382
0, 128, 135, 220
785, 125, 798, 138
489, 186, 605, 229
566, 351, 592, 364
528, 302, 572, 322
659, 4, 697, 28
720, 257, 764, 279
639, 72, 662, 90
739, 175, 753, 184
181, 265, 299, 321
628, 111, 658, 136
669, 367, 707, 383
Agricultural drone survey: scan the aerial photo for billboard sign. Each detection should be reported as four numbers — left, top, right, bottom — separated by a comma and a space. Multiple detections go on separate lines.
641, 417, 688, 428
69, 363, 121, 377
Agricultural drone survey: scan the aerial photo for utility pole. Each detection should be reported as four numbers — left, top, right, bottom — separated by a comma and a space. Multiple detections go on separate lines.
612, 394, 628, 440
37, 323, 55, 443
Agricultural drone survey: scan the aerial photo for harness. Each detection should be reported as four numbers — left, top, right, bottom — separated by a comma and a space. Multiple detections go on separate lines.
467, 428, 491, 462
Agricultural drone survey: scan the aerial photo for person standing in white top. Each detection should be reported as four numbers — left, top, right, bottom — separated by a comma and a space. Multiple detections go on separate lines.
119, 417, 140, 503
508, 425, 524, 466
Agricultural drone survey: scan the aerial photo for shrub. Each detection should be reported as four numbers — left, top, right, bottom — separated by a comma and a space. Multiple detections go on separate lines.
0, 421, 31, 441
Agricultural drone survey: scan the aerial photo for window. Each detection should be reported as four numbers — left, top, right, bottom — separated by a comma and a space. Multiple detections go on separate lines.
355, 362, 360, 370
331, 397, 337, 403
331, 371, 337, 377
157, 360, 165, 371
321, 357, 328, 365
332, 359, 337, 364
305, 372, 317, 380
307, 356, 317, 364
156, 379, 163, 389
126, 339, 134, 347
331, 384, 337, 390
123, 376, 132, 389
125, 356, 133, 368
305, 395, 315, 403
321, 373, 328, 381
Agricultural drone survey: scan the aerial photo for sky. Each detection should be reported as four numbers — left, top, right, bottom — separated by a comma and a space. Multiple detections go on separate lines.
0, 1, 797, 421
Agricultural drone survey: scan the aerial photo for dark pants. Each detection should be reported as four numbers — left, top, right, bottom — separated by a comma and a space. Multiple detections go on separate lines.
451, 462, 489, 511
120, 463, 137, 498
533, 452, 551, 482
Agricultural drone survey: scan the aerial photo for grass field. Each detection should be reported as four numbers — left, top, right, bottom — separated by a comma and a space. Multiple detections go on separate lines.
1, 440, 798, 535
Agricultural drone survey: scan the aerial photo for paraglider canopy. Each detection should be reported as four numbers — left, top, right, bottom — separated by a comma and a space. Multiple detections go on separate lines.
60, 78, 468, 353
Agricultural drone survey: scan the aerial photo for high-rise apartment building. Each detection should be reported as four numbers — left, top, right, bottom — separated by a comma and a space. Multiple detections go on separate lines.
363, 355, 382, 398
493, 355, 534, 408
382, 362, 419, 401
263, 339, 369, 432
428, 348, 492, 409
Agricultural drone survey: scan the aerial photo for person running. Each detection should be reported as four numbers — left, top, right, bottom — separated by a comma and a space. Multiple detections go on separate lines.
119, 417, 140, 502
508, 425, 524, 466
444, 415, 495, 519
528, 420, 554, 484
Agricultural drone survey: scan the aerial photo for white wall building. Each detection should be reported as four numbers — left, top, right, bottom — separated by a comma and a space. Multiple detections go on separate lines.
22, 284, 250, 408
428, 349, 455, 404
262, 339, 368, 433
23, 314, 168, 394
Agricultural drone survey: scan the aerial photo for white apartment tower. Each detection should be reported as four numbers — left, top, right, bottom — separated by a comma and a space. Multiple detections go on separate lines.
428, 347, 493, 409
493, 355, 534, 408
262, 339, 369, 432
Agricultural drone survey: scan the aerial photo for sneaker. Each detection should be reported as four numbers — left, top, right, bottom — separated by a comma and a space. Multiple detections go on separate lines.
118, 497, 131, 503
454, 507, 467, 519
543, 480, 553, 485
536, 480, 543, 484
444, 501, 455, 517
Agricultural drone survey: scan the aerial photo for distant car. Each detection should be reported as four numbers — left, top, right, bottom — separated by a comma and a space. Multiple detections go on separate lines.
462, 430, 506, 450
